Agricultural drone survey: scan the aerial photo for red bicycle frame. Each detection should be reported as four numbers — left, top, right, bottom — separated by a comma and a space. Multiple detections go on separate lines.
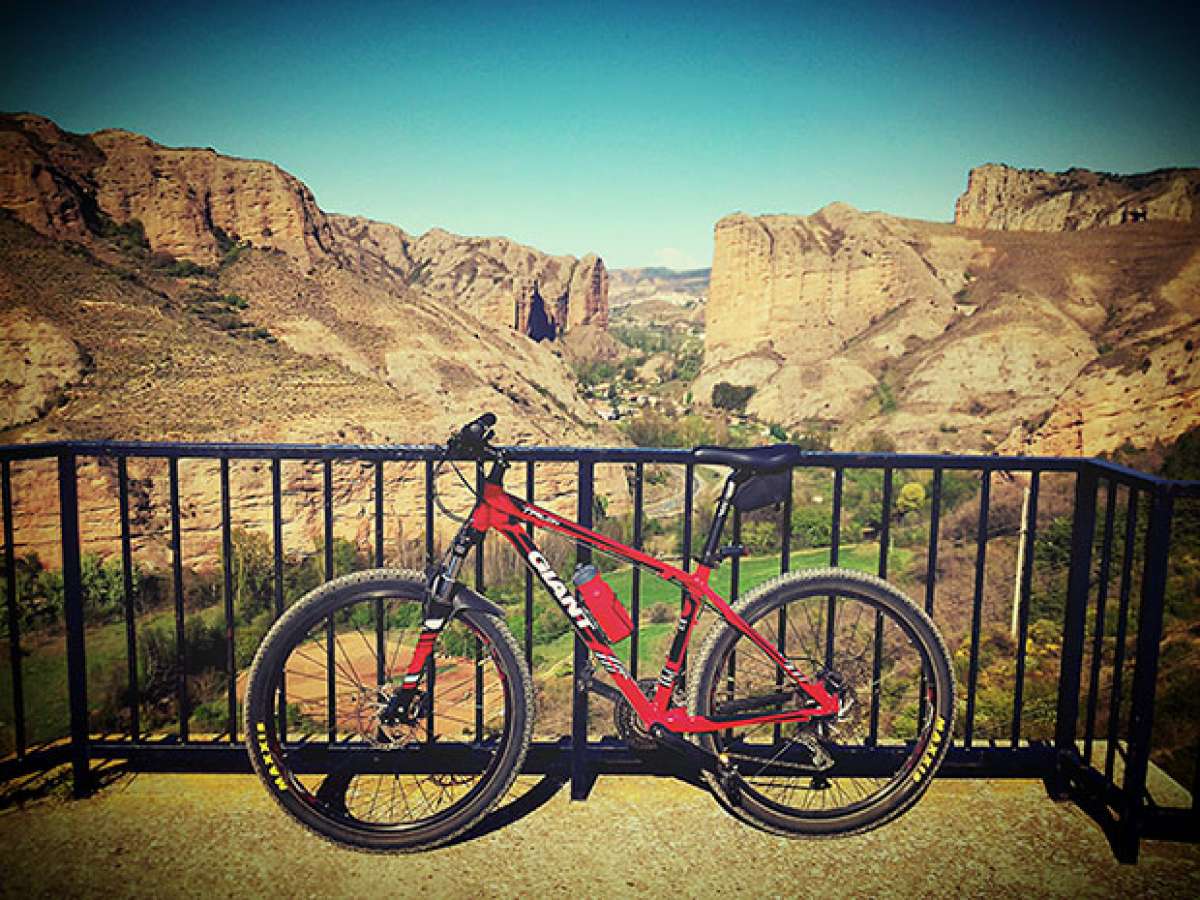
398, 475, 839, 736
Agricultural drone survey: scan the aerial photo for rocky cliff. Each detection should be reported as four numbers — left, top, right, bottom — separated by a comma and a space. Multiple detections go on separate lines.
328, 216, 608, 339
0, 113, 608, 340
0, 113, 626, 566
700, 196, 1200, 455
954, 163, 1200, 231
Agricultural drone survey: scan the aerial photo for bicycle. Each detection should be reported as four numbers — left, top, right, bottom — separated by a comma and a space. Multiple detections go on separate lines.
245, 413, 955, 851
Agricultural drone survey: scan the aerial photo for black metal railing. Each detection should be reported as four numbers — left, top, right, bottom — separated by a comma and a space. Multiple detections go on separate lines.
0, 440, 1196, 862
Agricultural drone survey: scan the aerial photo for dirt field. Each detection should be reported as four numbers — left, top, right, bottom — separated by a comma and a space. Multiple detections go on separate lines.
1, 771, 1198, 898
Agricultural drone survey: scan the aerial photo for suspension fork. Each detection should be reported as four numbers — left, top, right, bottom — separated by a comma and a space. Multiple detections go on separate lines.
378, 520, 481, 725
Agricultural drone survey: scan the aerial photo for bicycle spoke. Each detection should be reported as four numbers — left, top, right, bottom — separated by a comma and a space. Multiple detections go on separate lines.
706, 585, 938, 822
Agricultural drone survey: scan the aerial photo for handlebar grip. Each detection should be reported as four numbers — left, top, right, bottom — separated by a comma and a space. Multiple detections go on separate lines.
450, 413, 498, 453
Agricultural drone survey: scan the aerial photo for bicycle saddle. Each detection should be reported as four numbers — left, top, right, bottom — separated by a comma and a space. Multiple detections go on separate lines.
693, 444, 799, 472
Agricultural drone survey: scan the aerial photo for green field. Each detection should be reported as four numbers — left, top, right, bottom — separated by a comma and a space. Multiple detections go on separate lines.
604, 541, 904, 610
0, 542, 909, 753
528, 542, 909, 675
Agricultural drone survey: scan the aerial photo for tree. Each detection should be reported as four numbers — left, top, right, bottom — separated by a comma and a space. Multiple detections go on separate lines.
895, 482, 926, 518
711, 382, 755, 412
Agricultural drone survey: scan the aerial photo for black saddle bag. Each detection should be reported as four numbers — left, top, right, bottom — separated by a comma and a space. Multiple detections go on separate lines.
731, 470, 790, 511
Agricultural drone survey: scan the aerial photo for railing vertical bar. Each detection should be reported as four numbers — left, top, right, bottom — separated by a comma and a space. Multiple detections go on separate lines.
524, 462, 535, 674
1084, 478, 1118, 762
1054, 464, 1099, 796
58, 451, 90, 795
780, 468, 793, 574
220, 458, 237, 743
116, 457, 139, 743
1118, 486, 1174, 864
878, 468, 893, 581
824, 469, 843, 671
474, 463, 485, 743
572, 460, 595, 800
631, 462, 643, 680
680, 462, 694, 673
2, 460, 23, 758
374, 461, 385, 566
964, 470, 991, 749
424, 460, 435, 564
424, 459, 436, 743
272, 458, 286, 741
681, 462, 694, 573
374, 461, 385, 688
726, 509, 741, 743
868, 468, 893, 746
775, 468, 793, 744
924, 469, 942, 617
168, 457, 188, 743
323, 460, 335, 742
919, 468, 943, 735
1105, 488, 1139, 784
323, 460, 335, 580
829, 468, 843, 567
1010, 471, 1040, 746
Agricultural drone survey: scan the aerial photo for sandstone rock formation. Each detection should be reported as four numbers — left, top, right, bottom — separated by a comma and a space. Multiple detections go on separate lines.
0, 307, 88, 430
700, 198, 1200, 455
954, 163, 1200, 231
0, 114, 609, 343
699, 204, 984, 431
0, 114, 627, 567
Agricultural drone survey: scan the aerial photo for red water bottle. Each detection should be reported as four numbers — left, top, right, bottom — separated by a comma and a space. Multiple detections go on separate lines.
572, 564, 634, 643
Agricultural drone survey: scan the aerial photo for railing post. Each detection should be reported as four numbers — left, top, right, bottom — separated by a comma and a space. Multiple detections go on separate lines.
1053, 462, 1098, 797
571, 459, 595, 800
58, 451, 91, 797
1117, 485, 1174, 864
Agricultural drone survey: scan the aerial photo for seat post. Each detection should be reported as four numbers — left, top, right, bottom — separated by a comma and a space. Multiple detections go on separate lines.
698, 471, 743, 568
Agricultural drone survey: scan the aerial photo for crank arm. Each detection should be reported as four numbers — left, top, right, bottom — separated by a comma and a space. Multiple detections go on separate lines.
649, 724, 729, 776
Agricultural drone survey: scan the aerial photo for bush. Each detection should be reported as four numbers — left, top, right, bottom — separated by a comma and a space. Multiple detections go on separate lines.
100, 216, 149, 252
574, 359, 616, 388
876, 379, 897, 413
895, 481, 926, 517
622, 409, 728, 448
790, 506, 833, 548
864, 431, 897, 453
647, 602, 675, 624
711, 382, 755, 412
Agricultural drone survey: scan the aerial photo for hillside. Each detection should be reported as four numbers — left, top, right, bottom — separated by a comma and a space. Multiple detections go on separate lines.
0, 113, 629, 565
954, 164, 1200, 231
694, 168, 1200, 455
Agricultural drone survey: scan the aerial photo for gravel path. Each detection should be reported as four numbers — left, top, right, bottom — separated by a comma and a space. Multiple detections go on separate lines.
1, 772, 1198, 898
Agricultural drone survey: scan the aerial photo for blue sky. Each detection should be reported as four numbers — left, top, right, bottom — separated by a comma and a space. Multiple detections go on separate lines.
2, 1, 1197, 268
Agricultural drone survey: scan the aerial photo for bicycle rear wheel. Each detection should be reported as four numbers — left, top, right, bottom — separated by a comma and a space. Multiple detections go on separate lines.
244, 569, 532, 852
688, 568, 954, 837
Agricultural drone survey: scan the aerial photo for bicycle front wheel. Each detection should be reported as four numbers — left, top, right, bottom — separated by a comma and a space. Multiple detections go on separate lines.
244, 569, 532, 852
688, 568, 954, 837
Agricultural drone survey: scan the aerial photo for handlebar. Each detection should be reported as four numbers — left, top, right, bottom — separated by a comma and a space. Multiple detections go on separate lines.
446, 412, 500, 459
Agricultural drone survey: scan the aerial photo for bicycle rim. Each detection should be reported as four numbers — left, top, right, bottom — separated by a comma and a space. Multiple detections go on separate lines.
700, 583, 947, 823
252, 591, 515, 835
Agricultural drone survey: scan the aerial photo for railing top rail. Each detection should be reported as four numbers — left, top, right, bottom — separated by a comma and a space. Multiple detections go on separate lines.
0, 439, 1091, 470
1087, 456, 1200, 496
0, 440, 1197, 489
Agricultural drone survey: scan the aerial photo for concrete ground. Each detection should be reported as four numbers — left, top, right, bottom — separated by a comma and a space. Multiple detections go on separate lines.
1, 769, 1198, 898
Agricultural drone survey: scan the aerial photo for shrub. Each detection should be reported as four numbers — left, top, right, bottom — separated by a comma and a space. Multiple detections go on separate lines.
711, 382, 755, 412
647, 602, 675, 624
895, 481, 926, 517
875, 379, 897, 414
790, 506, 833, 548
